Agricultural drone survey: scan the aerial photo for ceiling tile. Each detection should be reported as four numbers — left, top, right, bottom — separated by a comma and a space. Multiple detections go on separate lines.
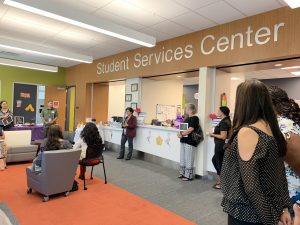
126, 0, 189, 19
139, 27, 172, 42
0, 5, 9, 20
54, 27, 110, 44
195, 1, 244, 24
0, 27, 47, 44
1, 8, 67, 35
174, 0, 221, 10
171, 12, 217, 31
78, 0, 113, 8
277, 0, 288, 6
52, 0, 98, 14
151, 20, 193, 38
93, 9, 145, 30
101, 0, 164, 26
225, 0, 282, 16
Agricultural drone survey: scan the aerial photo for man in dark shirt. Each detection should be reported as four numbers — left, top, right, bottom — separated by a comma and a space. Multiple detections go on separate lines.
40, 100, 58, 137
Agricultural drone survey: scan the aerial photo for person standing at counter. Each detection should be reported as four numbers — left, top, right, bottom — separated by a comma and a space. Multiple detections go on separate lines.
209, 106, 231, 189
117, 107, 137, 160
0, 100, 13, 130
40, 100, 58, 138
177, 103, 199, 181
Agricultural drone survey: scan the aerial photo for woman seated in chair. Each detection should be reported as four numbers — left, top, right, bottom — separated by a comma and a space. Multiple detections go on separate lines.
73, 122, 103, 180
32, 124, 73, 173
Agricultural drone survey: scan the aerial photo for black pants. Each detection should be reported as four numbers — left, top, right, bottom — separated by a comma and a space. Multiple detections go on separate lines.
212, 140, 225, 175
119, 134, 134, 159
228, 215, 263, 225
44, 127, 49, 138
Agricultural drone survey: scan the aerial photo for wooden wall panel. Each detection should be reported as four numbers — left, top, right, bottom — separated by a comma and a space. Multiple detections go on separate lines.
92, 83, 109, 123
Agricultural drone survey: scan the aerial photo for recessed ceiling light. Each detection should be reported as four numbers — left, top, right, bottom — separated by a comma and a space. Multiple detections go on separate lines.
3, 0, 156, 47
291, 71, 300, 76
281, 66, 300, 70
282, 0, 300, 9
274, 63, 282, 67
0, 58, 58, 72
177, 75, 182, 78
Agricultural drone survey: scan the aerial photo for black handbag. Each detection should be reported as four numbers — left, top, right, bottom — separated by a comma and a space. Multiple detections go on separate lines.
191, 125, 204, 146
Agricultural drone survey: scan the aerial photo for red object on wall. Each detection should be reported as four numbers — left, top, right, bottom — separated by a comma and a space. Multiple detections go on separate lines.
209, 113, 217, 119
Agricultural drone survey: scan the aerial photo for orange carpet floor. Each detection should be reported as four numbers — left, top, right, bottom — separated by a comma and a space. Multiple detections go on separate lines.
0, 163, 197, 225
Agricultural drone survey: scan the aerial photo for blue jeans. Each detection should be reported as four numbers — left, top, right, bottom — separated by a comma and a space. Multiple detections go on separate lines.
119, 134, 134, 159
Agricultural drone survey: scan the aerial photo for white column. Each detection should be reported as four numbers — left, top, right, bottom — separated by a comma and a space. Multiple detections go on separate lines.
195, 67, 216, 177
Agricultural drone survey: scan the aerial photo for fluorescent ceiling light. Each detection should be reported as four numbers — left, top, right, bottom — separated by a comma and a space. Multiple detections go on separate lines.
4, 0, 156, 48
231, 77, 242, 81
0, 58, 58, 72
0, 38, 93, 63
291, 71, 300, 76
281, 66, 300, 70
282, 0, 300, 8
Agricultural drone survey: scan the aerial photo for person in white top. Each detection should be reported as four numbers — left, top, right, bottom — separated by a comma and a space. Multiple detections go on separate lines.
73, 122, 103, 179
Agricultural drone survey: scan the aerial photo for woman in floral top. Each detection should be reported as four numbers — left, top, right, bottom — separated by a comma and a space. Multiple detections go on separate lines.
269, 86, 300, 205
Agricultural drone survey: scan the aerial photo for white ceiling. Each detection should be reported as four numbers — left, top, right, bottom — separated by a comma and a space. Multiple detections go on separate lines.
0, 0, 287, 68
245, 68, 300, 80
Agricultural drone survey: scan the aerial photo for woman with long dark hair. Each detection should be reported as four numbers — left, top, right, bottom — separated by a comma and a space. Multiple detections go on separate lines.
32, 125, 72, 173
73, 122, 103, 179
269, 86, 300, 207
221, 80, 291, 225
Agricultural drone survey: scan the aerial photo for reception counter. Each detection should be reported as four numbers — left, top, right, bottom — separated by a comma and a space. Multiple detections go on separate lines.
102, 125, 181, 162
75, 124, 216, 175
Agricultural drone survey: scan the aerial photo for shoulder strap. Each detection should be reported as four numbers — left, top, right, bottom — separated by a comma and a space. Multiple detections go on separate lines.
247, 125, 264, 135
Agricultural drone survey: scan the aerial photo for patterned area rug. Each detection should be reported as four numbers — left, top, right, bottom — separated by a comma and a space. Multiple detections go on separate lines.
0, 203, 19, 225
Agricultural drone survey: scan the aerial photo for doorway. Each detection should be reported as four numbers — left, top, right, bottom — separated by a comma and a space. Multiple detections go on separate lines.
65, 86, 76, 132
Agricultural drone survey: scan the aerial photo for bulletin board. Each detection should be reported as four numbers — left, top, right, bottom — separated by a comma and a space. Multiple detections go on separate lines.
156, 104, 176, 121
13, 83, 37, 123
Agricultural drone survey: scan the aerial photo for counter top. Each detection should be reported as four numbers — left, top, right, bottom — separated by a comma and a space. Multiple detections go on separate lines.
102, 125, 179, 132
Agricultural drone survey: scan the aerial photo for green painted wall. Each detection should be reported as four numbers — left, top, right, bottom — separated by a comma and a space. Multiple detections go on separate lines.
0, 65, 66, 108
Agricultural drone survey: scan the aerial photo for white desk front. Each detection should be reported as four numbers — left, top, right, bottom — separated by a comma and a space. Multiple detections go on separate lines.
102, 125, 181, 163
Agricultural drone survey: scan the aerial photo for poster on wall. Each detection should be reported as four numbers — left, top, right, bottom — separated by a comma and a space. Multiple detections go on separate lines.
53, 101, 59, 109
156, 104, 177, 121
220, 93, 227, 107
13, 83, 37, 124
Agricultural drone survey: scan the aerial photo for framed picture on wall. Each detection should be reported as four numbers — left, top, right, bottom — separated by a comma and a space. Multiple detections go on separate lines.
53, 101, 59, 109
131, 83, 138, 92
220, 93, 227, 107
125, 94, 132, 102
131, 102, 137, 110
